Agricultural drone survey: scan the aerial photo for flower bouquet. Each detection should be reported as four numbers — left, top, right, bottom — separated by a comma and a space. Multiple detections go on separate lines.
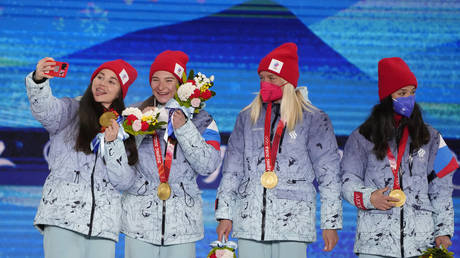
207, 238, 237, 258
175, 70, 215, 114
419, 246, 454, 258
121, 107, 167, 135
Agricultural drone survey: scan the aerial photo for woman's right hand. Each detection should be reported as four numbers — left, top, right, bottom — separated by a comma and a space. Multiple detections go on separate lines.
34, 57, 56, 81
216, 219, 233, 242
370, 186, 399, 210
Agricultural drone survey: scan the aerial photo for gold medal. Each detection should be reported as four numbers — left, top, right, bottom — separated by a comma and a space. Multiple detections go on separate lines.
389, 189, 406, 207
99, 111, 117, 127
157, 182, 171, 200
261, 171, 278, 189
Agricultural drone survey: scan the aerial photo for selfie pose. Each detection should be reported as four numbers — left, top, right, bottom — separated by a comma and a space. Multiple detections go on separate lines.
26, 57, 138, 258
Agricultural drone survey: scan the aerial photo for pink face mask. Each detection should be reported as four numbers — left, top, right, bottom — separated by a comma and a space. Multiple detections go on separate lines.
260, 81, 285, 102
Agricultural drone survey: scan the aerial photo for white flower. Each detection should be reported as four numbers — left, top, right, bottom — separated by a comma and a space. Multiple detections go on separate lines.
122, 107, 142, 119
132, 119, 142, 132
209, 75, 214, 82
191, 98, 201, 108
143, 108, 159, 118
158, 107, 169, 123
177, 82, 196, 101
215, 249, 234, 258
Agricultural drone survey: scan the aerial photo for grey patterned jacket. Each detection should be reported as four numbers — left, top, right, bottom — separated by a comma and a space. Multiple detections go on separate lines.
215, 104, 342, 242
25, 72, 123, 241
104, 108, 221, 245
341, 126, 455, 257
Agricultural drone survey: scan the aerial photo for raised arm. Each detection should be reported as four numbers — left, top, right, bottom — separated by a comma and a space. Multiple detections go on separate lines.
25, 57, 78, 135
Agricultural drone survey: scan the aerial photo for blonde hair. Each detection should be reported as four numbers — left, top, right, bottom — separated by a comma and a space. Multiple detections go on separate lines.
243, 83, 317, 132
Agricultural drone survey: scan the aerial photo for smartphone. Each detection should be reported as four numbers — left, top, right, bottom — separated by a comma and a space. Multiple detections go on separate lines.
44, 60, 69, 78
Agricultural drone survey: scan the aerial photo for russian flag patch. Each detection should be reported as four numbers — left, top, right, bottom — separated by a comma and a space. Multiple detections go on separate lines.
203, 120, 221, 151
434, 135, 459, 178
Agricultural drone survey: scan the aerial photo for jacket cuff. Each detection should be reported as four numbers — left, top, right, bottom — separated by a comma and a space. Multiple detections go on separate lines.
320, 200, 342, 229
214, 198, 233, 221
32, 71, 48, 84
353, 187, 377, 210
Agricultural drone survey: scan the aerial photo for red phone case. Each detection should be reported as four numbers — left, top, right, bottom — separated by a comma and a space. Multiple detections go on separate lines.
44, 61, 69, 78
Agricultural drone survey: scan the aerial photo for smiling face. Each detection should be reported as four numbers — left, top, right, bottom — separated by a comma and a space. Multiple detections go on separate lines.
150, 70, 178, 104
91, 69, 121, 108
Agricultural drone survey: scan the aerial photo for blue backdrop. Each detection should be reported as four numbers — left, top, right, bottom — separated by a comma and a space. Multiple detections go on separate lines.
0, 1, 459, 257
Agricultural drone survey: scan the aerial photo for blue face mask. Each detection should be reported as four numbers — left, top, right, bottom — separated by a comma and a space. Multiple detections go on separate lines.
392, 95, 415, 117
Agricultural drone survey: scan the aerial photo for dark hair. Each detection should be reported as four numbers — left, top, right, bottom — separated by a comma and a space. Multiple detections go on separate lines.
75, 83, 138, 165
359, 96, 430, 160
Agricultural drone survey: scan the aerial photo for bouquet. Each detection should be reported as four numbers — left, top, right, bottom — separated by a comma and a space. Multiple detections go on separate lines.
175, 70, 215, 113
420, 246, 454, 258
207, 238, 237, 258
121, 107, 167, 135
207, 247, 236, 258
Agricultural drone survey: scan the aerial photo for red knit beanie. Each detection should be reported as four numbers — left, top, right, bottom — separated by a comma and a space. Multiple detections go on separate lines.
378, 57, 417, 100
149, 50, 189, 84
257, 42, 299, 87
90, 59, 137, 99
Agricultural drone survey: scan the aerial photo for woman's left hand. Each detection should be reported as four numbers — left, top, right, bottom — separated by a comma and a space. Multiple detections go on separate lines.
104, 119, 119, 142
322, 229, 338, 251
435, 235, 452, 249
172, 109, 187, 129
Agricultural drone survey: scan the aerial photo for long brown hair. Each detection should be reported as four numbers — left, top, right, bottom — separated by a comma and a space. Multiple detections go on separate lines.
75, 83, 138, 165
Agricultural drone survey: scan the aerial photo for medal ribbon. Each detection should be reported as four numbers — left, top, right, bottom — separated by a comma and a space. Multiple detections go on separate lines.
386, 126, 409, 190
263, 102, 285, 172
152, 132, 175, 183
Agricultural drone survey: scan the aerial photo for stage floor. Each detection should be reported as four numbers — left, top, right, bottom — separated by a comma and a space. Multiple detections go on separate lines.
0, 186, 458, 257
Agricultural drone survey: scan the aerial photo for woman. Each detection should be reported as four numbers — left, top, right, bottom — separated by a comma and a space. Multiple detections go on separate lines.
215, 42, 342, 258
341, 57, 458, 257
103, 50, 222, 258
26, 57, 138, 258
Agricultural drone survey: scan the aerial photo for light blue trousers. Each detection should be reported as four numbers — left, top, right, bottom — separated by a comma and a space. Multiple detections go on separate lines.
125, 235, 196, 258
43, 225, 115, 258
238, 238, 308, 258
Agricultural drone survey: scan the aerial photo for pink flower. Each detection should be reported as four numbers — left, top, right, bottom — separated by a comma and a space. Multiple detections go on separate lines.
132, 119, 141, 132
216, 249, 234, 258
191, 98, 201, 108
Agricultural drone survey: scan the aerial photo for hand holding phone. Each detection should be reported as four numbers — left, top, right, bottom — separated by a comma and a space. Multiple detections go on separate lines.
44, 60, 69, 78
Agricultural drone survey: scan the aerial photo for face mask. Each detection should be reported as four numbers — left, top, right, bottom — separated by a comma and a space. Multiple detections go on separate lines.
260, 81, 283, 102
392, 95, 415, 117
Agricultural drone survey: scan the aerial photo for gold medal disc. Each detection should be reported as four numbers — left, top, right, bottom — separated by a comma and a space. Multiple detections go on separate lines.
261, 171, 278, 189
99, 111, 117, 127
157, 182, 171, 200
389, 189, 406, 207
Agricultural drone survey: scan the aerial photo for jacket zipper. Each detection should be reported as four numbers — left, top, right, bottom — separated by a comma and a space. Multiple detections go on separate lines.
400, 172, 404, 257
261, 188, 267, 240
88, 153, 98, 238
261, 105, 280, 240
160, 136, 176, 245
161, 200, 166, 245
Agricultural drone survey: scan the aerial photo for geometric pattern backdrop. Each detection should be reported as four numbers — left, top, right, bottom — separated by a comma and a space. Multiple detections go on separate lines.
0, 1, 459, 257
